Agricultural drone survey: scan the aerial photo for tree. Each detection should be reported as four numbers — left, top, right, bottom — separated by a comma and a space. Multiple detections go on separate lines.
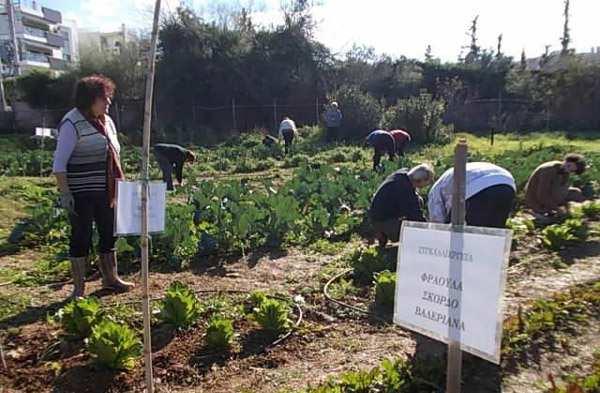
560, 0, 571, 56
520, 49, 527, 70
464, 15, 480, 64
496, 34, 503, 59
425, 45, 433, 62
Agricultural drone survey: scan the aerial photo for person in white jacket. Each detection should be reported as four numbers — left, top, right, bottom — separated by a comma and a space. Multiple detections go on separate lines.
279, 116, 297, 154
428, 162, 516, 228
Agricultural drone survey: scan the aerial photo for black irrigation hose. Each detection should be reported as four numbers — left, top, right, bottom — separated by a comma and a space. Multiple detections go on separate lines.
323, 268, 392, 324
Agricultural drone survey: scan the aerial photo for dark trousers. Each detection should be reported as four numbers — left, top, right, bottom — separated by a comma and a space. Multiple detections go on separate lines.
156, 155, 174, 190
281, 129, 294, 154
465, 184, 515, 228
69, 192, 116, 258
326, 126, 339, 142
396, 140, 408, 156
373, 148, 395, 170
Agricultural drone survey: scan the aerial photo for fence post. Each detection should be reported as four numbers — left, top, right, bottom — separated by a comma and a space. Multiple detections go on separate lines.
273, 99, 277, 134
315, 96, 319, 125
0, 57, 7, 111
446, 138, 467, 393
114, 100, 122, 131
40, 107, 46, 178
232, 98, 237, 133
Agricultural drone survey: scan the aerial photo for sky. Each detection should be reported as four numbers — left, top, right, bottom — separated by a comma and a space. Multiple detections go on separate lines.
39, 0, 600, 61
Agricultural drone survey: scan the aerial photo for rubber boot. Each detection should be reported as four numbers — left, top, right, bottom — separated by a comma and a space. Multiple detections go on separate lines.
99, 252, 135, 292
70, 257, 86, 298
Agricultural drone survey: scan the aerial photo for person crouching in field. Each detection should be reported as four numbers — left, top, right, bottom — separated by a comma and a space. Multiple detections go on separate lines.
279, 116, 297, 154
369, 164, 435, 247
366, 130, 396, 171
153, 143, 196, 191
389, 129, 411, 156
524, 154, 587, 215
53, 75, 134, 298
428, 162, 516, 228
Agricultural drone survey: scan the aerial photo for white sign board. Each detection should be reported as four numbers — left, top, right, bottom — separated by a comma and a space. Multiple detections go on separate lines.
393, 221, 511, 363
34, 127, 56, 138
115, 181, 167, 235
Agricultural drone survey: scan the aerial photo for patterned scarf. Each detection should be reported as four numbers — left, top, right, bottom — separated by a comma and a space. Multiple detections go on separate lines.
89, 115, 125, 208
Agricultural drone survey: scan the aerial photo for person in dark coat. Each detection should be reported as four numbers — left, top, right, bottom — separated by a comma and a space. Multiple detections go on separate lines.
369, 164, 435, 246
153, 143, 196, 191
365, 130, 396, 171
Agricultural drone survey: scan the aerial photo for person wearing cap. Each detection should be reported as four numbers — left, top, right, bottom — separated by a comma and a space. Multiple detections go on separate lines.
524, 154, 587, 214
323, 101, 343, 142
389, 129, 412, 156
365, 129, 396, 171
369, 164, 435, 246
153, 143, 196, 191
278, 116, 297, 154
428, 162, 516, 228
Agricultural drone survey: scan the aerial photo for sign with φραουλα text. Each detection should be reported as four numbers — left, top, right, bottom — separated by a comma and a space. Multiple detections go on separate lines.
393, 221, 511, 364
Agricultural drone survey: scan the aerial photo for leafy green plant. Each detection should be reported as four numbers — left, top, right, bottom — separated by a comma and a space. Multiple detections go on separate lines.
87, 320, 142, 370
542, 219, 588, 251
205, 316, 235, 351
374, 270, 396, 311
244, 290, 267, 314
350, 245, 394, 286
253, 298, 291, 336
159, 281, 202, 329
58, 297, 102, 338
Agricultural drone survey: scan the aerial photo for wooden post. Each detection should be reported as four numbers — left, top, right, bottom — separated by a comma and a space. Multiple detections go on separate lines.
273, 99, 278, 134
140, 1, 161, 393
447, 138, 467, 393
232, 98, 237, 132
315, 96, 319, 125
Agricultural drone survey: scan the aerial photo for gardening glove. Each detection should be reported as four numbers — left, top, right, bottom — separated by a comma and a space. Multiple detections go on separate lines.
59, 192, 76, 215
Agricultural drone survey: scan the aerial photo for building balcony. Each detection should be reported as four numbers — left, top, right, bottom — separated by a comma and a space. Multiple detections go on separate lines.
21, 51, 50, 66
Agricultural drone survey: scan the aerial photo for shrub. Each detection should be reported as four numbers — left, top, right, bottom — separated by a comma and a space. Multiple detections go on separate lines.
205, 317, 235, 351
159, 281, 202, 329
571, 200, 600, 219
152, 204, 200, 269
374, 270, 396, 311
88, 320, 142, 370
253, 298, 291, 336
350, 245, 394, 286
331, 86, 383, 140
542, 225, 576, 251
381, 91, 450, 144
58, 297, 102, 339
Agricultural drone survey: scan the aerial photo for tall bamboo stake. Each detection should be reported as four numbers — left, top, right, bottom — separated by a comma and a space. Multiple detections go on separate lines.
446, 138, 467, 393
140, 1, 162, 392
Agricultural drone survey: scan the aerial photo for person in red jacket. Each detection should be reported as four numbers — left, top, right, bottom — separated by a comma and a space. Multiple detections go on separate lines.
389, 129, 411, 156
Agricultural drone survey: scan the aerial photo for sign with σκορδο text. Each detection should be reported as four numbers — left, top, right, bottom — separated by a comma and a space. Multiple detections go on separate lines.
393, 221, 511, 364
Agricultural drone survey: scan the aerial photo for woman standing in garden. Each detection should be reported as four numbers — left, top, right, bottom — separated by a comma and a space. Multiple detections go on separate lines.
53, 75, 134, 298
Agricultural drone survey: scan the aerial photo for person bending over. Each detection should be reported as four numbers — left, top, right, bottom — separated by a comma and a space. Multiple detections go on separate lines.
389, 129, 412, 156
428, 162, 516, 228
366, 130, 396, 171
369, 164, 435, 247
153, 143, 196, 191
279, 116, 297, 155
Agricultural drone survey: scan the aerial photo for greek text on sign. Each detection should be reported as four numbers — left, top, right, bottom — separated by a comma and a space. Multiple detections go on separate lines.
393, 221, 511, 364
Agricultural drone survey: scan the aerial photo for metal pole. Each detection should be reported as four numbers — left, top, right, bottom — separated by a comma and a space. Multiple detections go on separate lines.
315, 96, 319, 125
140, 1, 161, 393
447, 138, 467, 393
232, 98, 237, 132
0, 58, 7, 111
40, 107, 46, 178
273, 99, 277, 134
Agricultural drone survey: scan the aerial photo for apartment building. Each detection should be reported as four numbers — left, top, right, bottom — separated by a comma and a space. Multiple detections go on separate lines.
79, 24, 138, 56
0, 0, 79, 76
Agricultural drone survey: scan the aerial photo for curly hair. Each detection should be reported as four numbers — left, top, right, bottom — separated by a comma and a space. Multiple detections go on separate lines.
74, 74, 116, 113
